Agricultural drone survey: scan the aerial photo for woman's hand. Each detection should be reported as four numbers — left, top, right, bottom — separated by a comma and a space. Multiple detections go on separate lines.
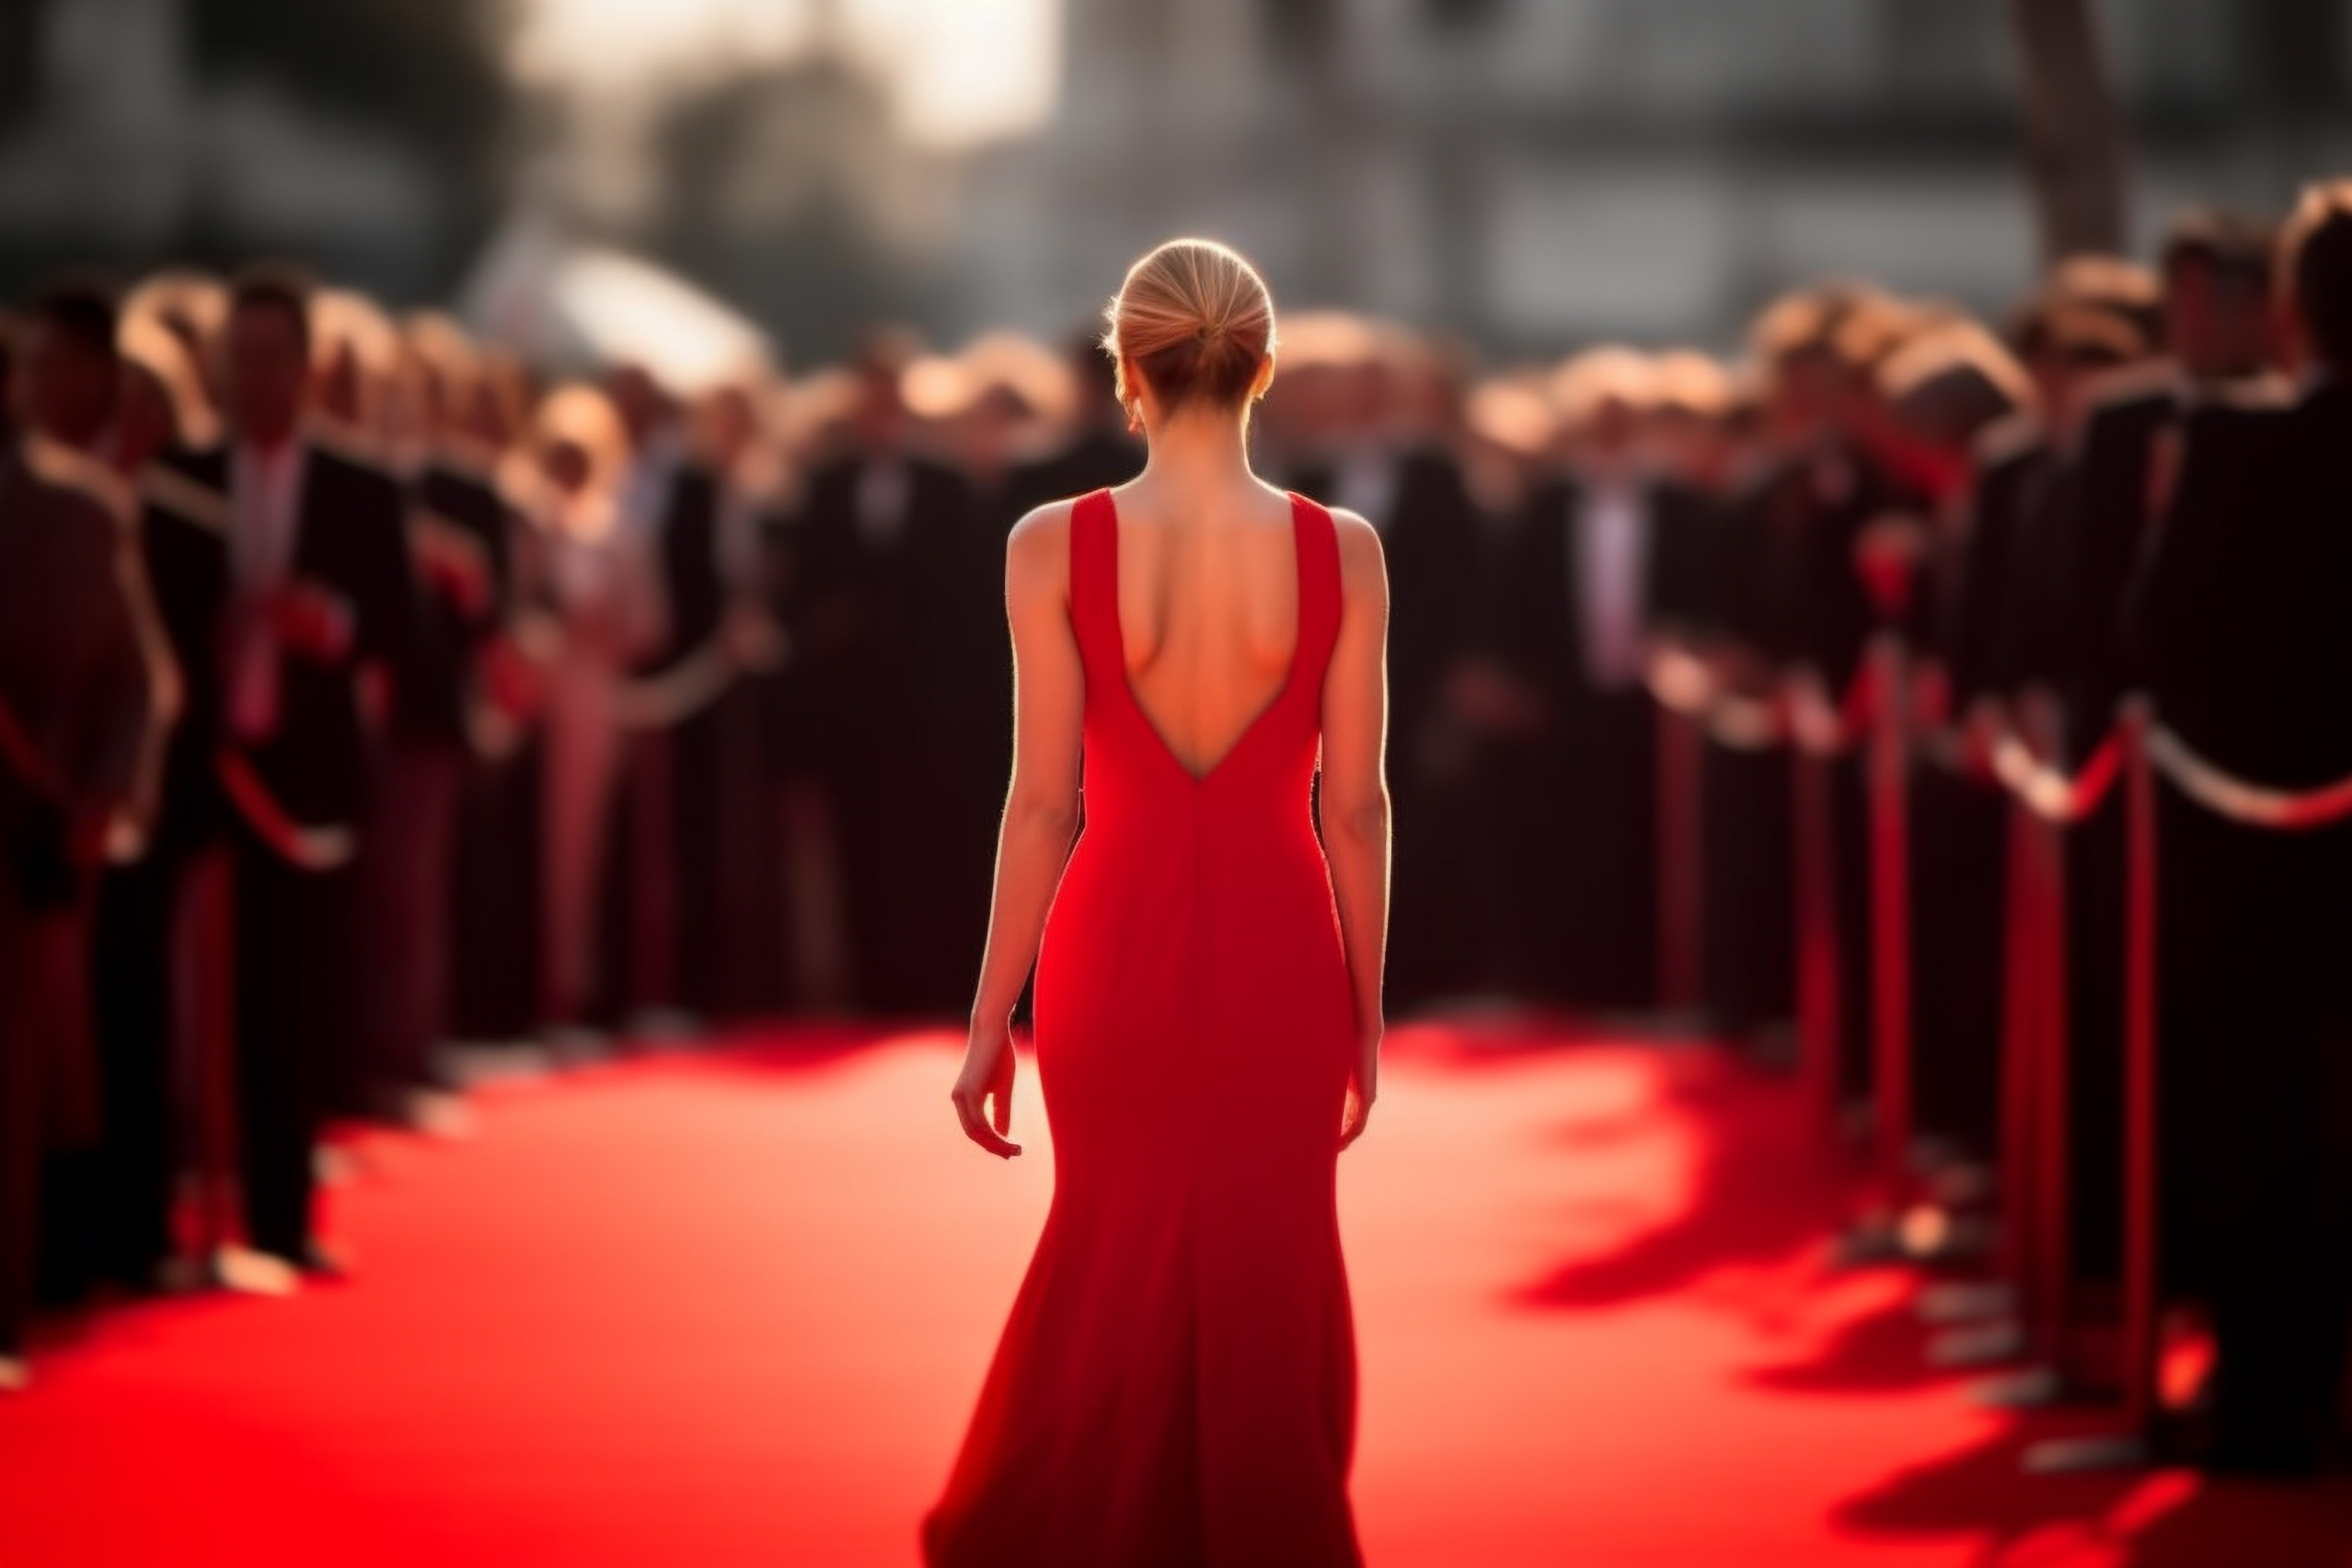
951, 1020, 1023, 1159
1340, 1029, 1380, 1151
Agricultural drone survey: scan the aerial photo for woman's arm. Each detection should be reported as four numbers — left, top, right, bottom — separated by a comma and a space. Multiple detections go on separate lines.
952, 501, 1086, 1158
1317, 507, 1392, 1149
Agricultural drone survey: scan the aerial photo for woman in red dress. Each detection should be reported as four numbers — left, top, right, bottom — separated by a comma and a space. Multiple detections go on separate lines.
921, 238, 1390, 1568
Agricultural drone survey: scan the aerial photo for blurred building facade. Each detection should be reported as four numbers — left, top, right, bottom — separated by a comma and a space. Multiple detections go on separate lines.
965, 0, 2352, 354
3, 0, 2351, 362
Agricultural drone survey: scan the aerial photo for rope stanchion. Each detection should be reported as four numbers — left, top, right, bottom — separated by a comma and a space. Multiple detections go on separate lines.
1961, 704, 2104, 1406
2021, 702, 2157, 1470
2021, 704, 2352, 1472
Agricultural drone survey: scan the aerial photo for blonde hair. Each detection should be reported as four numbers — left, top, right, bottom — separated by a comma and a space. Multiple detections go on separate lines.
1552, 345, 1658, 430
1100, 238, 1276, 413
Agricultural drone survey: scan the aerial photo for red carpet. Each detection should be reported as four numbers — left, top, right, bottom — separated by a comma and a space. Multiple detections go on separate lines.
4, 1017, 2348, 1566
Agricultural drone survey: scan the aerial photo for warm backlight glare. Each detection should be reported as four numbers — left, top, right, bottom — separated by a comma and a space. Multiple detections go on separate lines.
510, 0, 1061, 148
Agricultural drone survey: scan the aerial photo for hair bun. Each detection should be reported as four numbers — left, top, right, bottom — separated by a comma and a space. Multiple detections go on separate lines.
1101, 238, 1276, 414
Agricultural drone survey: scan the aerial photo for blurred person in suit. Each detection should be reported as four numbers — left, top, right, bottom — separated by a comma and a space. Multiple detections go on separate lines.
193, 263, 420, 1278
1512, 349, 1721, 1011
510, 385, 669, 1040
88, 305, 240, 1299
1701, 287, 1912, 1070
1981, 288, 2157, 1297
601, 362, 721, 1028
1865, 319, 2034, 1163
1003, 329, 1142, 510
340, 311, 514, 1124
787, 330, 978, 1014
1287, 329, 1489, 1007
693, 376, 793, 1017
1, 279, 175, 1385
2055, 224, 2277, 1302
437, 345, 547, 1047
2124, 182, 2352, 1474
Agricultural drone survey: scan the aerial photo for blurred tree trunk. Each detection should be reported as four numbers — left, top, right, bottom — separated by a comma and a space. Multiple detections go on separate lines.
0, 0, 43, 127
2005, 0, 2129, 261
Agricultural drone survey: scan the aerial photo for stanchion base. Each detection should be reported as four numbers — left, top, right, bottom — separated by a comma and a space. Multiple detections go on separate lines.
1895, 1204, 1996, 1263
209, 1246, 301, 1298
625, 1007, 705, 1048
1923, 1160, 1997, 1208
1967, 1364, 2066, 1408
1933, 1319, 2028, 1368
1917, 1279, 2016, 1325
2022, 1432, 2151, 1474
1830, 1209, 1908, 1267
540, 1026, 616, 1069
445, 1040, 558, 1087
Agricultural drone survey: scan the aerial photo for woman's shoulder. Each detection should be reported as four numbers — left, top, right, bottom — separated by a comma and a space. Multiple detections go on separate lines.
1315, 502, 1387, 598
1007, 494, 1081, 554
1004, 495, 1082, 599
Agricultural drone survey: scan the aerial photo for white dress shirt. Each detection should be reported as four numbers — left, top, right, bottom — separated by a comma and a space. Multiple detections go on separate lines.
1572, 475, 1649, 693
855, 456, 911, 548
1331, 444, 1398, 534
226, 439, 309, 740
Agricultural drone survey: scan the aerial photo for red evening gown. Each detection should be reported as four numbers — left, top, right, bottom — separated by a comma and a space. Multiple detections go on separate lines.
920, 488, 1366, 1568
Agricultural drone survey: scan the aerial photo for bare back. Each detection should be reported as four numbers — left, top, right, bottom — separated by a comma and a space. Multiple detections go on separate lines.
1103, 475, 1304, 781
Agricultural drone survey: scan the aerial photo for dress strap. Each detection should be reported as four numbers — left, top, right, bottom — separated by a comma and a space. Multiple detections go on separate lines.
1292, 492, 1344, 675
1067, 487, 1116, 678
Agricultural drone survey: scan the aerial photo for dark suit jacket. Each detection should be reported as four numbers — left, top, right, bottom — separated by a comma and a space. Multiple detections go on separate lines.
2123, 392, 2294, 780
778, 453, 976, 774
0, 437, 162, 903
392, 455, 516, 751
167, 436, 420, 833
1488, 471, 1711, 730
2051, 379, 2184, 748
1289, 445, 1488, 758
1715, 442, 1903, 695
1945, 423, 2055, 711
640, 462, 723, 678
2129, 379, 2352, 789
1004, 426, 1142, 524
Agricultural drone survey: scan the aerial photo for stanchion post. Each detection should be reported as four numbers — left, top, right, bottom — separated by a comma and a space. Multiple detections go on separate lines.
2118, 698, 2160, 1438
1867, 633, 1913, 1189
1996, 798, 2041, 1300
1792, 739, 1840, 1133
1656, 703, 1704, 1014
2030, 747, 2073, 1375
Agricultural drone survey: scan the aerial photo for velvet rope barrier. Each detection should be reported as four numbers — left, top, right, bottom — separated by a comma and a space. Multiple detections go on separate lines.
614, 639, 740, 734
2142, 724, 2352, 832
1998, 697, 2352, 1471
213, 750, 356, 872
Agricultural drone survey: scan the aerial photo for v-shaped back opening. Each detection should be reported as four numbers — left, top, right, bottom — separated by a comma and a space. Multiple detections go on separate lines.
1092, 487, 1310, 785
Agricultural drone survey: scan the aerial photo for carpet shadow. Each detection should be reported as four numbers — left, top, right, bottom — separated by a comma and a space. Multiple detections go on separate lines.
1831, 1422, 2352, 1567
1509, 1051, 1853, 1311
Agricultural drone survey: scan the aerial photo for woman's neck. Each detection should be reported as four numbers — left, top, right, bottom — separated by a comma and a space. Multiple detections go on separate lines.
1138, 407, 1255, 495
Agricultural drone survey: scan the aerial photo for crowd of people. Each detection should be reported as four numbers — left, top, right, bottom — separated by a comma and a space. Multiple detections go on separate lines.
3, 181, 2349, 1482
